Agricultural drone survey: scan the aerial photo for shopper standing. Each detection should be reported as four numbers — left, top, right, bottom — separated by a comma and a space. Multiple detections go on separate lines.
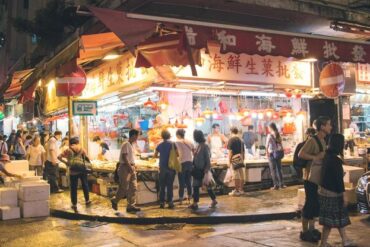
266, 122, 285, 190
58, 137, 91, 211
111, 129, 141, 213
318, 134, 356, 247
0, 135, 8, 155
154, 129, 177, 209
175, 129, 194, 204
44, 130, 63, 193
228, 127, 245, 196
189, 130, 217, 210
12, 130, 26, 160
26, 136, 46, 176
298, 116, 331, 243
242, 125, 257, 155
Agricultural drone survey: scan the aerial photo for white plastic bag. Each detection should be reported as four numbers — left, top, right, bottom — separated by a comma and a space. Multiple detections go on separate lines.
202, 170, 215, 187
223, 167, 234, 184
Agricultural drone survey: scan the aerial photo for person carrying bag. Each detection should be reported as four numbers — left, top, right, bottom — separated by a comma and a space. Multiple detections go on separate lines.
58, 137, 91, 211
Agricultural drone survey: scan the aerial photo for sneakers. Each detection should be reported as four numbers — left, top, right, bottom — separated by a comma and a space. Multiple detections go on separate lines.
188, 204, 199, 210
229, 190, 241, 196
311, 229, 322, 240
111, 199, 118, 211
85, 200, 92, 206
280, 185, 287, 189
300, 231, 319, 243
210, 200, 218, 208
126, 206, 141, 213
270, 186, 279, 190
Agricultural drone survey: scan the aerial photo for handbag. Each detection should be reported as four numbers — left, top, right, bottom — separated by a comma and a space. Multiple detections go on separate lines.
272, 136, 284, 160
231, 138, 245, 170
308, 135, 324, 185
168, 143, 181, 172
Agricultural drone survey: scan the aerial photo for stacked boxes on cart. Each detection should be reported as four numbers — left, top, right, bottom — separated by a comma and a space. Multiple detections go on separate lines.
0, 160, 50, 220
297, 165, 364, 209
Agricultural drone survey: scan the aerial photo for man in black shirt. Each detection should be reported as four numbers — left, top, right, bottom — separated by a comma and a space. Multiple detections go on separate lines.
227, 127, 245, 196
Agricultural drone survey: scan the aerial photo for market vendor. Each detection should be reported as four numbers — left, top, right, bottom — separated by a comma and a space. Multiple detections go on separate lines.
207, 123, 228, 158
0, 154, 22, 178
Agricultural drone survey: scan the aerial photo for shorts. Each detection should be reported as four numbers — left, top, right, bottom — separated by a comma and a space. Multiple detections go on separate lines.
233, 167, 245, 180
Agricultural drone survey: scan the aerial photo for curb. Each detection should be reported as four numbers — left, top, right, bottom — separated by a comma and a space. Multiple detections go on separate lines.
51, 209, 299, 225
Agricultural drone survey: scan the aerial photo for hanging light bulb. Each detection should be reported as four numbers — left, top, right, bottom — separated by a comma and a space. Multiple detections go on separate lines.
258, 111, 264, 120
265, 109, 274, 118
251, 111, 258, 119
243, 109, 250, 117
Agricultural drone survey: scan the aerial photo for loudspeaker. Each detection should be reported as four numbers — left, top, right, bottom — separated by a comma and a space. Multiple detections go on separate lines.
309, 98, 338, 133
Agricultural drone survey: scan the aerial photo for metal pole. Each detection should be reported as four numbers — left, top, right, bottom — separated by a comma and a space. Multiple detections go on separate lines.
68, 96, 72, 140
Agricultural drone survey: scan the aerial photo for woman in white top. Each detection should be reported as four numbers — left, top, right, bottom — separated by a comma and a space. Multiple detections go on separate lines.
26, 136, 46, 176
175, 129, 194, 204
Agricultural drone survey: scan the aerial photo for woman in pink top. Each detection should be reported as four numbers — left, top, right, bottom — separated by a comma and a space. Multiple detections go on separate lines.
175, 129, 194, 204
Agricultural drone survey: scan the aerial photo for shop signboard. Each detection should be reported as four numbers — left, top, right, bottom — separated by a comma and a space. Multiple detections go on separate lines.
174, 51, 312, 87
72, 101, 97, 116
82, 53, 156, 99
319, 63, 345, 98
357, 63, 370, 83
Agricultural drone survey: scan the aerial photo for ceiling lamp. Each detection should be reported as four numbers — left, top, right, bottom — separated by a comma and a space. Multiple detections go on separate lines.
158, 100, 168, 110
175, 120, 187, 129
103, 50, 121, 60
258, 111, 264, 120
203, 107, 213, 119
143, 98, 157, 110
195, 115, 206, 126
242, 109, 250, 117
265, 109, 274, 118
251, 111, 258, 119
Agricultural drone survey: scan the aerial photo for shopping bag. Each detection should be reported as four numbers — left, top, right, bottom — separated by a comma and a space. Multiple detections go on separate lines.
202, 170, 215, 187
168, 143, 181, 172
223, 167, 234, 184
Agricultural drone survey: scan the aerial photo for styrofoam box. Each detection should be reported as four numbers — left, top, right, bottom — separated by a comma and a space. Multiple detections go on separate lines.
245, 168, 262, 182
19, 183, 50, 202
343, 165, 364, 184
136, 190, 158, 205
4, 160, 29, 175
20, 176, 42, 182
297, 188, 305, 210
344, 188, 357, 206
0, 206, 20, 220
19, 200, 49, 218
0, 188, 18, 207
137, 181, 156, 192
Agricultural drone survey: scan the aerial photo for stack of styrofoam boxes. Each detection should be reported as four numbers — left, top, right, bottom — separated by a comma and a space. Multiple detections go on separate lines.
97, 177, 117, 197
18, 179, 50, 218
245, 168, 263, 182
0, 188, 20, 220
136, 180, 158, 205
4, 160, 50, 218
343, 165, 364, 206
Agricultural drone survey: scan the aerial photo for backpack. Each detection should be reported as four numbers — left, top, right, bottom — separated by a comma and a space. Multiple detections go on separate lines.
293, 141, 308, 169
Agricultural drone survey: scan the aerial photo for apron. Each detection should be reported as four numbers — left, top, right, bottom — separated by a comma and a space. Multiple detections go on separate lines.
210, 135, 224, 158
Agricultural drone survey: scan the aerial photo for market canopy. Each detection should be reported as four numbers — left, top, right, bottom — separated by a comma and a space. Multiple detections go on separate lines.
4, 69, 34, 99
78, 32, 124, 63
86, 6, 370, 64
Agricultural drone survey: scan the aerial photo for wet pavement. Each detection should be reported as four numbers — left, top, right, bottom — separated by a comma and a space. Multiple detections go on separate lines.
50, 185, 300, 220
1, 215, 370, 247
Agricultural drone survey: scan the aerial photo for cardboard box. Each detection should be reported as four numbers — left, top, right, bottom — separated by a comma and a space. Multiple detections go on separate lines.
0, 188, 18, 207
245, 168, 262, 182
19, 183, 50, 201
343, 165, 364, 184
344, 188, 357, 206
0, 206, 20, 220
20, 200, 49, 218
4, 160, 29, 175
297, 188, 305, 210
